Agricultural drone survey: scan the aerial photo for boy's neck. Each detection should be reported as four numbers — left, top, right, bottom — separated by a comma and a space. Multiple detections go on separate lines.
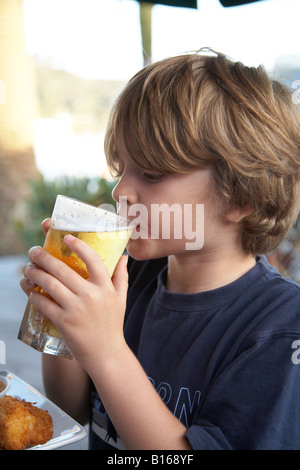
166, 249, 256, 294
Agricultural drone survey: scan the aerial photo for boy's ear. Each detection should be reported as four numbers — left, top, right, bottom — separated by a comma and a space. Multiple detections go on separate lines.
225, 205, 252, 223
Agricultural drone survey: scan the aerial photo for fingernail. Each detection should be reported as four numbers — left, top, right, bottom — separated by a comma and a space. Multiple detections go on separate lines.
28, 246, 41, 259
24, 264, 34, 276
64, 234, 76, 242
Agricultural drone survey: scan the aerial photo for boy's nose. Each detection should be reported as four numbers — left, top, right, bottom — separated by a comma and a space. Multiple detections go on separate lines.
112, 175, 138, 208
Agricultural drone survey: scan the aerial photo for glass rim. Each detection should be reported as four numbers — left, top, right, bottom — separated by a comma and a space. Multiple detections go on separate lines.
50, 194, 133, 232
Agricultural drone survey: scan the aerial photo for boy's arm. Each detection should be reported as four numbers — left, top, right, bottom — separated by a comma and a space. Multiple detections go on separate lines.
85, 345, 191, 450
42, 354, 90, 425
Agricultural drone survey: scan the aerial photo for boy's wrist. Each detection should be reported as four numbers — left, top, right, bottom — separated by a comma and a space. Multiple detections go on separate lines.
79, 337, 130, 379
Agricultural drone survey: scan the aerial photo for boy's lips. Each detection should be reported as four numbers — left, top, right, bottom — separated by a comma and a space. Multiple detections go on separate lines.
126, 217, 141, 237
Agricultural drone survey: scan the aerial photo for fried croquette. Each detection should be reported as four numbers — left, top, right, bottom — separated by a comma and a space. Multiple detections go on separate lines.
0, 395, 53, 450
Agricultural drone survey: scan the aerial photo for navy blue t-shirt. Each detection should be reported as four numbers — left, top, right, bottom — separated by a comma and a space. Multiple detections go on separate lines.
89, 256, 300, 450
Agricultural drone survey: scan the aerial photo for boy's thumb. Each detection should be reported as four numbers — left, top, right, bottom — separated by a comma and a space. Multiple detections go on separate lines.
112, 254, 129, 298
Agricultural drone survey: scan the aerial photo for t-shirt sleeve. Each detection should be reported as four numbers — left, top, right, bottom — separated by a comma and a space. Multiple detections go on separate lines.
186, 334, 300, 450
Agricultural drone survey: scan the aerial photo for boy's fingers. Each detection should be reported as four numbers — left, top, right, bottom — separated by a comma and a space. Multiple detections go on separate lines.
28, 246, 43, 264
27, 246, 84, 294
20, 276, 37, 295
26, 234, 116, 297
63, 235, 110, 284
42, 218, 51, 235
112, 255, 129, 298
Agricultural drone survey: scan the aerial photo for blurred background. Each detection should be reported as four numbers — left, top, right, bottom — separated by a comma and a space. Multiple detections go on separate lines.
0, 0, 300, 448
1, 0, 300, 254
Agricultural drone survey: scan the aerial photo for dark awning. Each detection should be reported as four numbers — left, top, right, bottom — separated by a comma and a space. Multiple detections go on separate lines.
135, 0, 263, 8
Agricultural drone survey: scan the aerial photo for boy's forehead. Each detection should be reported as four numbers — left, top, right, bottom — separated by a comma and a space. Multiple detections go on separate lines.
114, 134, 142, 159
113, 137, 162, 173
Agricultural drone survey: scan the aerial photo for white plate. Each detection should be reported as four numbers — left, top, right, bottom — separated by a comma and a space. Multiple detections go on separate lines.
0, 370, 87, 450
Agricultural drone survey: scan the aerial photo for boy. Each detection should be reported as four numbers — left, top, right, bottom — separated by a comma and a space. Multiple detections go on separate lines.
21, 49, 300, 449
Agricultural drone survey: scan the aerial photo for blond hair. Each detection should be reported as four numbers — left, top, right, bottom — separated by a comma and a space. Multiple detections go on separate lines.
105, 49, 300, 255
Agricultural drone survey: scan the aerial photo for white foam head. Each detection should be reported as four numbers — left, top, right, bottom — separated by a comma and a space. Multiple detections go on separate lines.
51, 195, 130, 232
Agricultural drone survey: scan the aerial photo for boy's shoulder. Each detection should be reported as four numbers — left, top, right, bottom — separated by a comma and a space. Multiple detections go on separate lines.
258, 255, 300, 296
244, 256, 300, 338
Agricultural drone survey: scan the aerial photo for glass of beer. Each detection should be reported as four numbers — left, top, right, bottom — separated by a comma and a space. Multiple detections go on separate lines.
18, 195, 133, 359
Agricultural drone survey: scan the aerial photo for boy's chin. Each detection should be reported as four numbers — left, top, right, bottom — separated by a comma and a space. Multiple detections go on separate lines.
126, 238, 163, 261
126, 238, 187, 261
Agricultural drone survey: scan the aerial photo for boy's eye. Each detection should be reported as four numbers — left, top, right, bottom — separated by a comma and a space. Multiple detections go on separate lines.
143, 172, 164, 183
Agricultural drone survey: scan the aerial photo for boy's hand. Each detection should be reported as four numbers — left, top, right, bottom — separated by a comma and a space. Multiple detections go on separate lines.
22, 234, 129, 366
20, 218, 51, 296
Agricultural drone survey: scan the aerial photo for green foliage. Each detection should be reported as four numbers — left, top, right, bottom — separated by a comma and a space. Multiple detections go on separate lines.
15, 174, 116, 250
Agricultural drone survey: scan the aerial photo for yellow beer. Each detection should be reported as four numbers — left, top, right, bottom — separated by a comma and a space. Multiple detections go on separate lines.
30, 226, 132, 338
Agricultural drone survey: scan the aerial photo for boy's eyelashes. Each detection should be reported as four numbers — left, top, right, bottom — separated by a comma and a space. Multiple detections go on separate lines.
112, 165, 165, 183
142, 172, 165, 183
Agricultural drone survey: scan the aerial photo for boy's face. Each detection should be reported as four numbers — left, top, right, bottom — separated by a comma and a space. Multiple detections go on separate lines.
111, 138, 231, 261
